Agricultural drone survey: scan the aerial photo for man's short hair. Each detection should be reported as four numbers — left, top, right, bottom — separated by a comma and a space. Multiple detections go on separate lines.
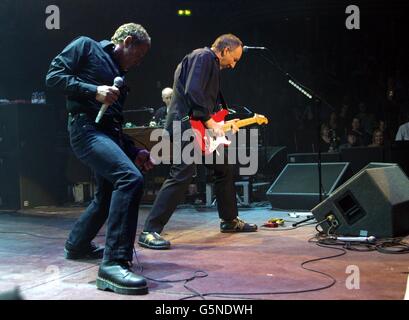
111, 23, 151, 46
211, 34, 242, 52
161, 87, 173, 96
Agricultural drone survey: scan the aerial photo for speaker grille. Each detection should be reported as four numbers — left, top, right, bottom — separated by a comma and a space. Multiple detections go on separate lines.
266, 162, 350, 210
268, 163, 350, 194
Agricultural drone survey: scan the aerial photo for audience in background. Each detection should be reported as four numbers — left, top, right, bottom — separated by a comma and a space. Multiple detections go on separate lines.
290, 98, 408, 150
337, 102, 351, 138
368, 129, 384, 147
350, 117, 366, 146
328, 111, 343, 141
375, 119, 391, 145
339, 131, 358, 150
270, 33, 408, 152
355, 102, 377, 137
290, 100, 405, 151
318, 123, 339, 152
319, 123, 331, 152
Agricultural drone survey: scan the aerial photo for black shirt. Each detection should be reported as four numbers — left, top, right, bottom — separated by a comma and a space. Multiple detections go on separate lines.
165, 47, 221, 134
46, 36, 127, 120
45, 36, 141, 160
153, 106, 168, 125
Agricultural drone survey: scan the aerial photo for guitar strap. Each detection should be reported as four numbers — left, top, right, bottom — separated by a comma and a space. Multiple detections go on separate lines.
217, 90, 228, 111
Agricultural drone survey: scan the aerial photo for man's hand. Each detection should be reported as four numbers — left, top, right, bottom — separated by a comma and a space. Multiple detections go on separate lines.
134, 149, 154, 173
96, 85, 120, 105
205, 118, 225, 137
225, 118, 240, 134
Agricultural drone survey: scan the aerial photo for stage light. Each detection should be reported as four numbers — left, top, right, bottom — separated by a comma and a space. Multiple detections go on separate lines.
177, 9, 192, 16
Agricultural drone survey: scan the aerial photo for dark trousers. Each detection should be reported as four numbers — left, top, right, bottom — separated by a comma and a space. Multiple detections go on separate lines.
143, 149, 238, 233
66, 114, 144, 262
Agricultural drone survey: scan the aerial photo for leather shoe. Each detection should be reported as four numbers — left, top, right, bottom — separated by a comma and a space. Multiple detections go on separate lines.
97, 260, 148, 295
220, 217, 258, 233
138, 232, 171, 250
64, 242, 104, 260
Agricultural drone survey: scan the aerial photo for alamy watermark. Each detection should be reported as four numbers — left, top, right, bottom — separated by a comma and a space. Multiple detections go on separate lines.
345, 265, 360, 290
345, 5, 360, 30
45, 4, 360, 31
45, 5, 60, 30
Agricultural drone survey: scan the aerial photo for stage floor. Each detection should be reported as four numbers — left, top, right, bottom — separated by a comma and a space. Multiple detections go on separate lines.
0, 205, 408, 300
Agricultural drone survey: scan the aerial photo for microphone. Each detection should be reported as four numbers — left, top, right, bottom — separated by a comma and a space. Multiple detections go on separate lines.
243, 46, 267, 52
331, 236, 377, 243
95, 76, 124, 123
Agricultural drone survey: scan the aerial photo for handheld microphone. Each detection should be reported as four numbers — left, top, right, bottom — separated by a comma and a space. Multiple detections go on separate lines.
243, 46, 267, 52
332, 236, 376, 243
95, 76, 124, 123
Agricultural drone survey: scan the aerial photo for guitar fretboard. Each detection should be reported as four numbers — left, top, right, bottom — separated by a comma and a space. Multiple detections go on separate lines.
222, 117, 264, 132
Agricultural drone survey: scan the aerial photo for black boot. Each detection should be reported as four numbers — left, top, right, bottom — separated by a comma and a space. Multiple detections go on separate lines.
64, 242, 104, 260
96, 260, 148, 295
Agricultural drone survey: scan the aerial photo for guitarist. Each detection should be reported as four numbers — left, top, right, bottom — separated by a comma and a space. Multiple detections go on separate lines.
139, 34, 258, 250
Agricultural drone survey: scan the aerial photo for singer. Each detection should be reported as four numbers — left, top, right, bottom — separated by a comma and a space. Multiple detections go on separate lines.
46, 23, 154, 295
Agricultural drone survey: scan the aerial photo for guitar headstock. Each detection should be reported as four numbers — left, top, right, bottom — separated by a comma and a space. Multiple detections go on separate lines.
254, 114, 269, 125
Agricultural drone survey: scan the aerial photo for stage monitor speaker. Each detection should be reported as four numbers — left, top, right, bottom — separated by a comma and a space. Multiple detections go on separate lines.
311, 164, 409, 238
340, 146, 384, 174
262, 146, 287, 180
361, 162, 398, 172
266, 162, 350, 211
287, 152, 341, 163
0, 150, 59, 210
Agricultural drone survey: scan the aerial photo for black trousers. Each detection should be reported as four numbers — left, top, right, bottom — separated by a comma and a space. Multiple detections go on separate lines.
143, 153, 238, 233
66, 114, 144, 261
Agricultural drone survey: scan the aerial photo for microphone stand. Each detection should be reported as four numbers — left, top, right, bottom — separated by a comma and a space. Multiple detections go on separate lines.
123, 108, 154, 114
254, 49, 331, 226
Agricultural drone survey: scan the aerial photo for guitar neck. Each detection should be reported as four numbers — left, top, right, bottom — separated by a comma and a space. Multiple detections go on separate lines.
222, 117, 259, 132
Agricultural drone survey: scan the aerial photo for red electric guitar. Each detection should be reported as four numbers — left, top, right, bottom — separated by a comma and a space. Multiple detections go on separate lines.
190, 109, 269, 155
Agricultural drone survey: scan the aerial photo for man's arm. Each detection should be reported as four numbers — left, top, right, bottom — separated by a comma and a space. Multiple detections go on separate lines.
184, 53, 214, 123
46, 37, 120, 105
122, 133, 154, 172
45, 37, 98, 98
121, 133, 143, 162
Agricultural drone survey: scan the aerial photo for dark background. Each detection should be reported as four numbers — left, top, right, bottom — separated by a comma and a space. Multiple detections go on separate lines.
1, 0, 409, 149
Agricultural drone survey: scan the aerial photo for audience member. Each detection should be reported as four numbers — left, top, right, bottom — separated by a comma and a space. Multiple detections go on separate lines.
368, 128, 384, 147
